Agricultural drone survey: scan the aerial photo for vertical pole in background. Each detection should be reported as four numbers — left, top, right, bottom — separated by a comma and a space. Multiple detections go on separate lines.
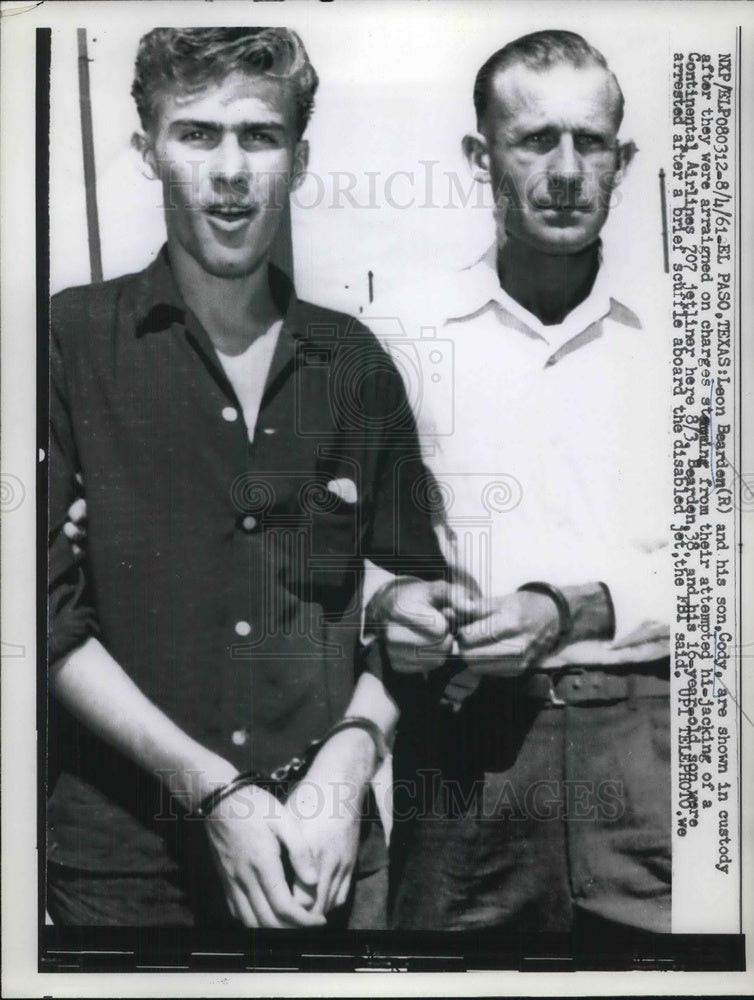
77, 28, 103, 284
659, 167, 669, 275
368, 269, 374, 304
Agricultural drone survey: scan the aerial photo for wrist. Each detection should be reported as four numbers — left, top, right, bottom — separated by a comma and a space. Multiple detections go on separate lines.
517, 581, 572, 645
561, 582, 616, 642
162, 749, 239, 815
313, 727, 378, 787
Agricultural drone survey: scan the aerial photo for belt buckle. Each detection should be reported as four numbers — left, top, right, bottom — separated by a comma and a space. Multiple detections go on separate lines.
545, 672, 567, 708
529, 670, 567, 707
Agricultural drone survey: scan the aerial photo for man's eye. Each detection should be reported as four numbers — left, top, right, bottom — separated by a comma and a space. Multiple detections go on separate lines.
520, 132, 556, 152
575, 134, 610, 153
240, 131, 278, 149
181, 129, 215, 145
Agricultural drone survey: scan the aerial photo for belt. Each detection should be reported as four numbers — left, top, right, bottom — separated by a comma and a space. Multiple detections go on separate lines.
525, 660, 670, 708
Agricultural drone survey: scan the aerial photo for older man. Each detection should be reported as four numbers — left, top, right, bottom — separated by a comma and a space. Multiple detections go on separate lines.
368, 30, 672, 934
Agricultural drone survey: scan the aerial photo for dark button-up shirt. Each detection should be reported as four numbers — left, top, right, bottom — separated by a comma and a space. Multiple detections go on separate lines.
47, 248, 444, 873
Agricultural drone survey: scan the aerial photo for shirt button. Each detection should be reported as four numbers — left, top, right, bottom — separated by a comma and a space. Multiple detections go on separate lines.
241, 515, 257, 532
235, 620, 251, 637
222, 406, 238, 422
231, 729, 248, 747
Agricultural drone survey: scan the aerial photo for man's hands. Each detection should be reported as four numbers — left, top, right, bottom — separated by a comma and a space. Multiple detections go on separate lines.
203, 783, 327, 928
366, 577, 653, 682
455, 591, 560, 677
50, 639, 327, 930
285, 727, 375, 916
365, 577, 478, 673
366, 577, 560, 679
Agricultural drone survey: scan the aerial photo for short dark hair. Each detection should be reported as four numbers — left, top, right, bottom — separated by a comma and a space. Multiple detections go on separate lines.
473, 29, 624, 130
132, 27, 319, 138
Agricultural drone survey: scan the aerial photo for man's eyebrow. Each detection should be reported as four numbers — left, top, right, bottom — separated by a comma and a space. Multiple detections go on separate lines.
168, 119, 219, 131
168, 118, 287, 132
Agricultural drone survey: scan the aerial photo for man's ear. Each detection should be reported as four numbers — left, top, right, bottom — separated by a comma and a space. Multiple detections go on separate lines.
290, 139, 310, 190
462, 132, 491, 183
613, 139, 638, 187
131, 131, 158, 180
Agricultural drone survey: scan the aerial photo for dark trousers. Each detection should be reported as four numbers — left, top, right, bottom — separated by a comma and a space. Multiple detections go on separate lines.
389, 665, 671, 932
47, 814, 388, 929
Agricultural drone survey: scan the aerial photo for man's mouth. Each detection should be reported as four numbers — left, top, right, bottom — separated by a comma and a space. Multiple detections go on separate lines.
205, 204, 256, 228
536, 202, 591, 212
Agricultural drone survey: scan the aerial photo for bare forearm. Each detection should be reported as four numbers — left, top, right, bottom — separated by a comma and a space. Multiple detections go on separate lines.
344, 671, 399, 743
50, 636, 237, 811
309, 672, 398, 789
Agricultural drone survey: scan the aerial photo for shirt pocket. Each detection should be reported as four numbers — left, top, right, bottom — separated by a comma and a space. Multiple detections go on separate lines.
279, 497, 362, 610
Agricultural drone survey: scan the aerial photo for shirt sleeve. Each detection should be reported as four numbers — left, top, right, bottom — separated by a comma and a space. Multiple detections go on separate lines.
48, 300, 100, 665
361, 343, 448, 582
354, 336, 449, 682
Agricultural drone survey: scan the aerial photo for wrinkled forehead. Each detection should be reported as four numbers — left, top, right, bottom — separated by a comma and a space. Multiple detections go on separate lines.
487, 63, 622, 134
149, 71, 297, 132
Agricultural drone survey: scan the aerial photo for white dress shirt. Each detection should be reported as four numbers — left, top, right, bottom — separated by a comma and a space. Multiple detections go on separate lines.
366, 245, 672, 652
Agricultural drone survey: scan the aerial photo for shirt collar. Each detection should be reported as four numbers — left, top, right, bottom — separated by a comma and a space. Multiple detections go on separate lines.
134, 244, 307, 340
444, 242, 641, 350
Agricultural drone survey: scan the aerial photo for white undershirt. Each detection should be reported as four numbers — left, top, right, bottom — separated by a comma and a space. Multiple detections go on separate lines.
215, 319, 283, 443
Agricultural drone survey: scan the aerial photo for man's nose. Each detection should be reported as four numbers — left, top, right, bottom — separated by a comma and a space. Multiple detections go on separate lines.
210, 134, 249, 190
546, 135, 583, 199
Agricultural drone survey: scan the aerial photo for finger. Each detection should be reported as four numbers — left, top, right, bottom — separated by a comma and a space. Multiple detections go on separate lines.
424, 579, 458, 608
245, 874, 287, 928
458, 611, 519, 649
262, 874, 327, 926
67, 497, 87, 524
292, 878, 318, 910
315, 856, 339, 914
252, 848, 326, 927
223, 875, 261, 927
386, 622, 452, 649
448, 582, 483, 617
539, 640, 615, 666
327, 857, 354, 913
386, 637, 453, 673
334, 869, 353, 910
603, 638, 671, 663
425, 581, 482, 631
388, 601, 452, 639
441, 668, 482, 706
463, 645, 529, 677
455, 595, 498, 619
275, 812, 318, 888
386, 581, 457, 630
62, 521, 85, 543
619, 638, 670, 661
415, 632, 453, 661
611, 622, 670, 649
